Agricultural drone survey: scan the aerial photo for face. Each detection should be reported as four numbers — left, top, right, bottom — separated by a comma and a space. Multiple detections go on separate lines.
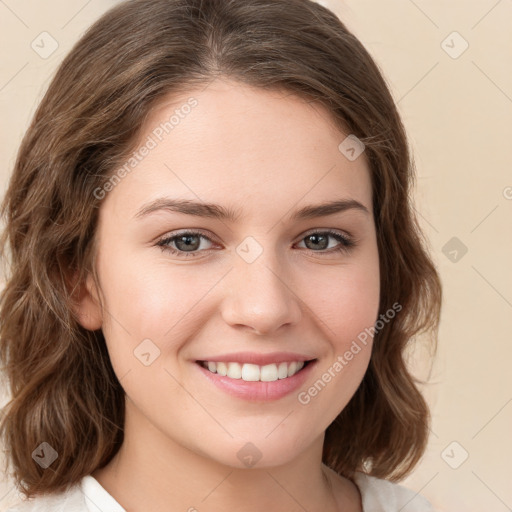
78, 77, 380, 469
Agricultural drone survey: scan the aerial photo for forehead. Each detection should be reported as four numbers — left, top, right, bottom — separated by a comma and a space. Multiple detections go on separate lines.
101, 78, 373, 222
140, 78, 352, 158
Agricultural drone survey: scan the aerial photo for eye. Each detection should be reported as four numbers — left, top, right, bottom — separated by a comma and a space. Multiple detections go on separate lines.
156, 229, 356, 258
156, 230, 214, 258
296, 229, 355, 255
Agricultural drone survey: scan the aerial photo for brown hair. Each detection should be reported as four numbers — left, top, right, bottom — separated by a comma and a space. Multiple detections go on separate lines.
0, 0, 442, 499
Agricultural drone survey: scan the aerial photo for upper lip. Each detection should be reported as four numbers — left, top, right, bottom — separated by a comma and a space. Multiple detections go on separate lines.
196, 351, 317, 366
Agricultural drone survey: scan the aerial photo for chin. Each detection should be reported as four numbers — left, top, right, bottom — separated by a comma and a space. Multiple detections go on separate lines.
194, 431, 316, 470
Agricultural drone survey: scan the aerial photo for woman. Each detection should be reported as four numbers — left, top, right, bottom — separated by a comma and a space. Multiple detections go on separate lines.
0, 0, 442, 510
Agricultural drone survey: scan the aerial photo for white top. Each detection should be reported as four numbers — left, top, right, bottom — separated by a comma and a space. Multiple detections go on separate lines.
5, 472, 436, 511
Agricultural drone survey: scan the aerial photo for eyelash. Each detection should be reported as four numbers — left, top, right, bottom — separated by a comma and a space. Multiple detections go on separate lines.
156, 229, 356, 258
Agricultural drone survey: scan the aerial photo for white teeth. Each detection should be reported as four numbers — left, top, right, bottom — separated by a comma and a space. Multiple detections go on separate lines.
201, 360, 308, 381
227, 362, 242, 379
241, 363, 260, 381
261, 364, 278, 382
216, 362, 227, 376
277, 362, 288, 379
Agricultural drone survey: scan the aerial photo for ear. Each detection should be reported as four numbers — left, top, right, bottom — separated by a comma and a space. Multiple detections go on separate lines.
69, 270, 103, 331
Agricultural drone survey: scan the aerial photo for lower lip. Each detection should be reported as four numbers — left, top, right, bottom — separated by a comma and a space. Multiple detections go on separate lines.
195, 360, 317, 402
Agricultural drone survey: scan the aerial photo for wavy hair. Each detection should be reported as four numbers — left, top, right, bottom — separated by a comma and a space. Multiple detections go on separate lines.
0, 0, 442, 499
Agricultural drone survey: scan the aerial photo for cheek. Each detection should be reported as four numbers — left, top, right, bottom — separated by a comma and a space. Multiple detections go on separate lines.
309, 259, 380, 347
97, 252, 221, 348
293, 265, 379, 423
95, 255, 212, 397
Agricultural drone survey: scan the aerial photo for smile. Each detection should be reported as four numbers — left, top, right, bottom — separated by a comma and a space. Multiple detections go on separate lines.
194, 358, 317, 402
198, 360, 310, 381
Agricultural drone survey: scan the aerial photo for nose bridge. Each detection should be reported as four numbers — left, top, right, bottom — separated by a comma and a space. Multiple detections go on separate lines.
221, 235, 302, 334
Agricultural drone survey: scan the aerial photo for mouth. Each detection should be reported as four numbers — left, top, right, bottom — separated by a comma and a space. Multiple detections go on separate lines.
196, 359, 316, 382
194, 357, 318, 402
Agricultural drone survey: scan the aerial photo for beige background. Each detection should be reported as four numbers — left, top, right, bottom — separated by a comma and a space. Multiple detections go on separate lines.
1, 0, 511, 510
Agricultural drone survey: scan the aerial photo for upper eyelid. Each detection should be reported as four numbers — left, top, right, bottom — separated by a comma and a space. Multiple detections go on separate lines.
157, 227, 353, 246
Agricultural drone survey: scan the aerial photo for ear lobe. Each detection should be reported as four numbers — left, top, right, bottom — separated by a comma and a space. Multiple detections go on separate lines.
70, 271, 103, 331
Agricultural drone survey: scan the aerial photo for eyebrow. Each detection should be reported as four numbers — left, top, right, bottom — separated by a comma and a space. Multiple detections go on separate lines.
134, 197, 370, 222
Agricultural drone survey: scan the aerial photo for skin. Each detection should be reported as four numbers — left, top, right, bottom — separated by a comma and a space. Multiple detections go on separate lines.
75, 77, 380, 512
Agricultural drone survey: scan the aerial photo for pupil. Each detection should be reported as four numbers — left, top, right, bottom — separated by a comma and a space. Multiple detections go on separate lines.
307, 234, 327, 250
177, 235, 199, 251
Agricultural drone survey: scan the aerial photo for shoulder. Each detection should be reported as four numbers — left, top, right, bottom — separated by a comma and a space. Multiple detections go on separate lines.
353, 472, 436, 512
5, 475, 126, 512
4, 482, 85, 512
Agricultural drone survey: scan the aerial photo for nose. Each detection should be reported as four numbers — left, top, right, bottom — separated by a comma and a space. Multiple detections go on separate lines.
220, 247, 302, 336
